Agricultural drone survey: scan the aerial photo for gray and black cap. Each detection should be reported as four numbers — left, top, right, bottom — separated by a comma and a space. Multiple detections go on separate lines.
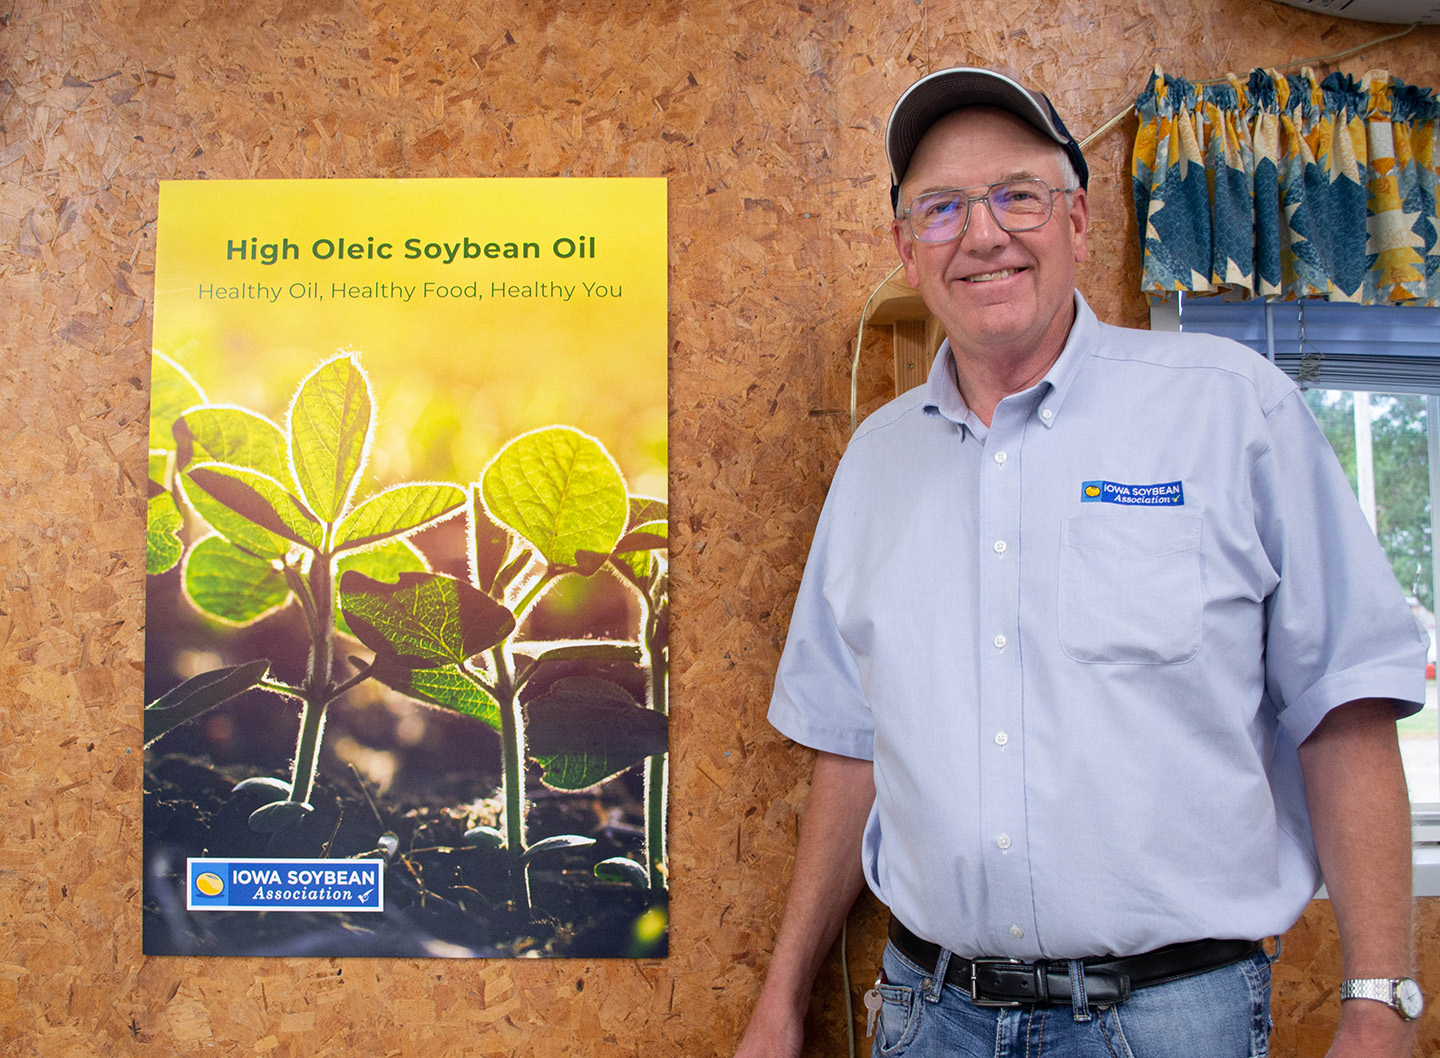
886, 67, 1088, 212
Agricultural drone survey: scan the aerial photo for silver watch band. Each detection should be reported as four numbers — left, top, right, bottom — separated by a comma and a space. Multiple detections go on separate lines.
1339, 978, 1394, 1005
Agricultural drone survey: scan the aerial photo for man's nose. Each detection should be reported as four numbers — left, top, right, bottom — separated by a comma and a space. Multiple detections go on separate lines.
959, 197, 1009, 251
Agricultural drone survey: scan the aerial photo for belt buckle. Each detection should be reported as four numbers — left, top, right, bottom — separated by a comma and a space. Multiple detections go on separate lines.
969, 957, 1030, 1008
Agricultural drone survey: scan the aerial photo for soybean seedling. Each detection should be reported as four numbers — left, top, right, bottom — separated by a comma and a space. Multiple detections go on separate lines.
145, 353, 470, 830
340, 427, 668, 908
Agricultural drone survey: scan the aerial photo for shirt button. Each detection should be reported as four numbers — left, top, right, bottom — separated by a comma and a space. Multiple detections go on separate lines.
1040, 408, 1054, 421
993, 634, 1007, 649
993, 450, 1008, 464
1010, 925, 1025, 939
994, 731, 1009, 747
993, 540, 1007, 554
996, 834, 1012, 850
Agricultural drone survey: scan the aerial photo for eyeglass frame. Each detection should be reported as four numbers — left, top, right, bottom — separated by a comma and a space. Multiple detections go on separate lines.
898, 178, 1079, 244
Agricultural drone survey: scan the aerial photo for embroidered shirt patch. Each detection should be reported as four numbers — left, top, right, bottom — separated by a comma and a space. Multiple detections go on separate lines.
1081, 480, 1184, 506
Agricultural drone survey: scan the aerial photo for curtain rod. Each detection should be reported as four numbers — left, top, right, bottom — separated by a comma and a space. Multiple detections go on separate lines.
1082, 22, 1421, 160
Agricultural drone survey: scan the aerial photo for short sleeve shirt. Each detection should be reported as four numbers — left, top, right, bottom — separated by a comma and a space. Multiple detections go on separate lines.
768, 295, 1427, 960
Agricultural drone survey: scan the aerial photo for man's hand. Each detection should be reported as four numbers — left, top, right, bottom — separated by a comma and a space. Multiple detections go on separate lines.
733, 996, 805, 1058
733, 751, 875, 1058
1325, 997, 1419, 1058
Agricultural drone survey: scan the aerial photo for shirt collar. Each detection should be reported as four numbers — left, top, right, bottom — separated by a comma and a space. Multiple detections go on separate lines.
922, 291, 1100, 434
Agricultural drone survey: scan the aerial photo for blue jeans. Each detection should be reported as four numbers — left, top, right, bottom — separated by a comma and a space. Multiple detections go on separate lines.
873, 940, 1274, 1058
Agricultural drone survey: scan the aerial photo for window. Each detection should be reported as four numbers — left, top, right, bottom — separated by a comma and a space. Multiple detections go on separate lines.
1151, 296, 1440, 893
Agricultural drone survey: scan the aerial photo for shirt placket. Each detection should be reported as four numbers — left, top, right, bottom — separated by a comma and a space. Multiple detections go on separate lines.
976, 396, 1038, 954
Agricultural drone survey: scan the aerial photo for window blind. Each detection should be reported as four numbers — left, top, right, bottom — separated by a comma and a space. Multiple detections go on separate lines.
1173, 297, 1440, 394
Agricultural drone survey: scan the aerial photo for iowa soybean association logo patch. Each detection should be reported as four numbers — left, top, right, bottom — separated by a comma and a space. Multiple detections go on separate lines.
1081, 480, 1184, 506
187, 858, 384, 912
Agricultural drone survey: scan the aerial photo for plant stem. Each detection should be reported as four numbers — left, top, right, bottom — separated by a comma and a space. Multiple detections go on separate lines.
485, 645, 535, 911
490, 646, 526, 857
288, 693, 329, 806
288, 553, 334, 806
643, 576, 669, 890
513, 568, 556, 619
328, 661, 374, 700
258, 678, 304, 700
644, 753, 667, 890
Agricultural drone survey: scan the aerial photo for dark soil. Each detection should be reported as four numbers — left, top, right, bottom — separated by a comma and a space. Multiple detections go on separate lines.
143, 747, 667, 958
142, 525, 667, 958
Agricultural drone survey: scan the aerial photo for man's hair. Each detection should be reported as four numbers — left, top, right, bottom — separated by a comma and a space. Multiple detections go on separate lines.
1055, 148, 1081, 196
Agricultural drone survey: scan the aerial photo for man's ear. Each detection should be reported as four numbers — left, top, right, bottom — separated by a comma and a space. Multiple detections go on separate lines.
1067, 187, 1089, 265
892, 218, 922, 286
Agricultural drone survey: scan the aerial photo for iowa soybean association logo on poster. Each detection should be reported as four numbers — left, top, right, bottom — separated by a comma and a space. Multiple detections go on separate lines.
188, 858, 384, 912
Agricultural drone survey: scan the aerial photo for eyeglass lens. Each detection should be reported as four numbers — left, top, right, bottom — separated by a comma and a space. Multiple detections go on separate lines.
908, 179, 1055, 243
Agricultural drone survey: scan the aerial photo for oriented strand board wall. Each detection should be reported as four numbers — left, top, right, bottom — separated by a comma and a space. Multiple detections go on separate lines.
2, 1, 1437, 1054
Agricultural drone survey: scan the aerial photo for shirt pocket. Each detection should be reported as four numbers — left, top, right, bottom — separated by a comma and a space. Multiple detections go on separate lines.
1059, 513, 1203, 664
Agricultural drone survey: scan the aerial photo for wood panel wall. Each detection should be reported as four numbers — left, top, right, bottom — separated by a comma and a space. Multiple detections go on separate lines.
2, 1, 1437, 1054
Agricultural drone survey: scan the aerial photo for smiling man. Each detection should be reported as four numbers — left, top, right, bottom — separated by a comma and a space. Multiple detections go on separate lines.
735, 68, 1426, 1058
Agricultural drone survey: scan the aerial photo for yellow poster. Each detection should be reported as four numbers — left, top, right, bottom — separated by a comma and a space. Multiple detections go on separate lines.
144, 179, 669, 959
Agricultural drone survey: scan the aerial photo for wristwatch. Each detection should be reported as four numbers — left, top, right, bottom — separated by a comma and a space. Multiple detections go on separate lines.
1339, 977, 1424, 1020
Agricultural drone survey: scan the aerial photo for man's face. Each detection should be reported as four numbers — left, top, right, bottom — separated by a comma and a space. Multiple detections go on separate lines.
892, 107, 1089, 367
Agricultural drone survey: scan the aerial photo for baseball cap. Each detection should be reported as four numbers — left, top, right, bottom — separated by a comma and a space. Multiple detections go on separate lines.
886, 67, 1089, 212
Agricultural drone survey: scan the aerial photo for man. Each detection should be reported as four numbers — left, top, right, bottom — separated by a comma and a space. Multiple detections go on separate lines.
736, 68, 1426, 1058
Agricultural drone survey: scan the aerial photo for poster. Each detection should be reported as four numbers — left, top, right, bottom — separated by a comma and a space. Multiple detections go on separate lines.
143, 179, 669, 958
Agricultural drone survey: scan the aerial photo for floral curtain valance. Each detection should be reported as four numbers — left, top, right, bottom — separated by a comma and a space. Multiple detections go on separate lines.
1132, 67, 1440, 306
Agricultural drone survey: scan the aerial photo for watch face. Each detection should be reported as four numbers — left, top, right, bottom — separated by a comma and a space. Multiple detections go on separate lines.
1397, 978, 1424, 1020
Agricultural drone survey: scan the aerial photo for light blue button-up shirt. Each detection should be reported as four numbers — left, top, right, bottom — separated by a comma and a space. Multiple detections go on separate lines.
769, 295, 1426, 960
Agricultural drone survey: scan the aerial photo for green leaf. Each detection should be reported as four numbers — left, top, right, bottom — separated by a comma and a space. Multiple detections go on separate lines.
617, 543, 667, 584
149, 352, 205, 451
627, 496, 667, 530
186, 463, 323, 551
493, 549, 532, 595
526, 677, 669, 791
339, 570, 516, 668
289, 355, 373, 523
143, 659, 271, 747
481, 426, 629, 569
513, 639, 644, 666
615, 525, 667, 553
521, 834, 596, 862
248, 800, 313, 832
615, 497, 668, 582
469, 488, 515, 595
146, 492, 183, 575
464, 824, 505, 849
233, 776, 292, 800
148, 450, 170, 489
619, 553, 655, 583
179, 476, 290, 558
174, 405, 290, 484
594, 856, 650, 886
368, 659, 502, 730
335, 538, 429, 639
335, 482, 466, 552
183, 535, 290, 624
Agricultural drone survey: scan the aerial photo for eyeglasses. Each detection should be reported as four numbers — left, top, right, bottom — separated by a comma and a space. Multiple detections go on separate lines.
901, 178, 1073, 243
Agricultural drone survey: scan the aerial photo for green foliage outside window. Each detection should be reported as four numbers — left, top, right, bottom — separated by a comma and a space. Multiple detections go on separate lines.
1305, 389, 1433, 612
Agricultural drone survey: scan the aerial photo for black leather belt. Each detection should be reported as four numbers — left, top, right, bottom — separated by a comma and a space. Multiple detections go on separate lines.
888, 917, 1264, 1008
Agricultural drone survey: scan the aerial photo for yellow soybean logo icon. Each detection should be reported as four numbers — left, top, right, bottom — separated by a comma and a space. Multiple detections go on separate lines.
1084, 484, 1101, 498
195, 872, 225, 897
